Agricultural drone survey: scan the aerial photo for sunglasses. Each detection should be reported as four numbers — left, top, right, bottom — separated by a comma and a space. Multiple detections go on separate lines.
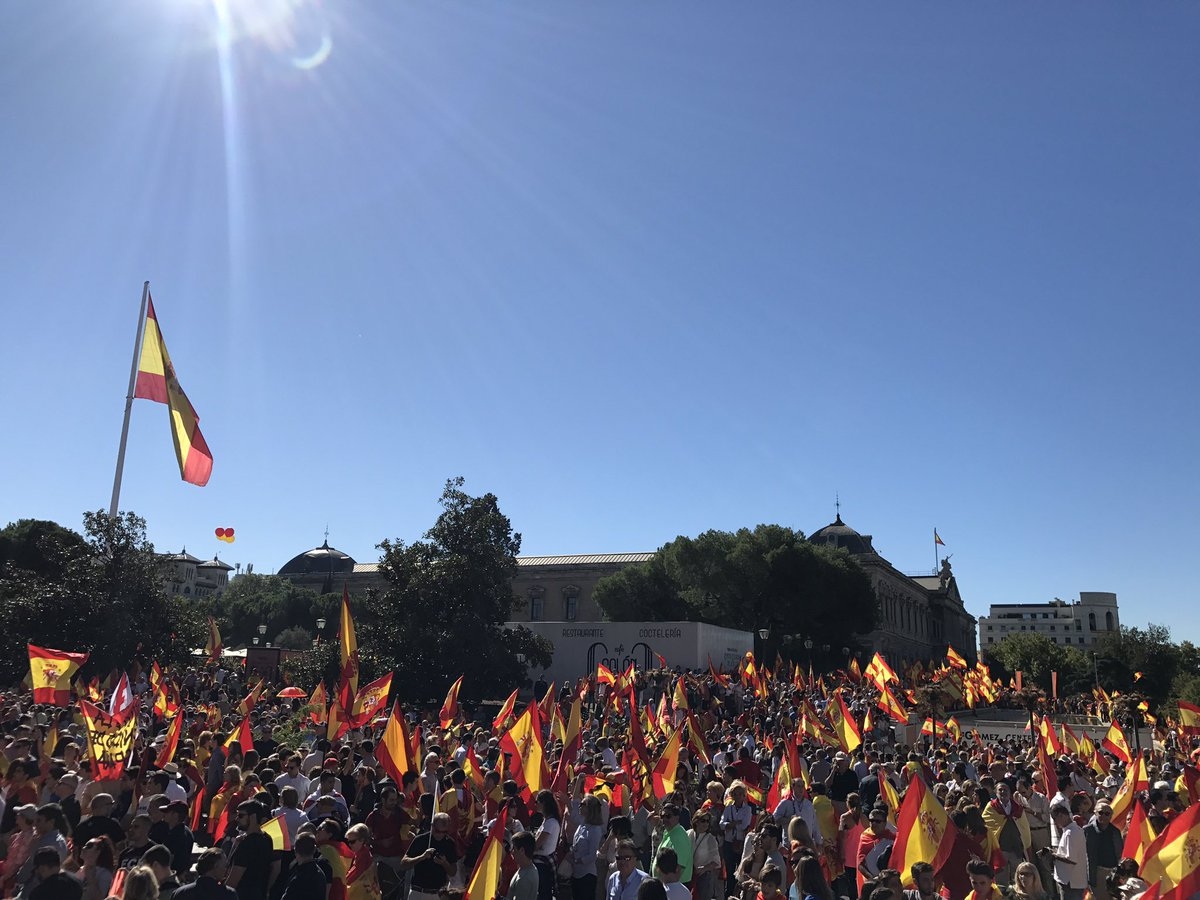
616, 855, 634, 861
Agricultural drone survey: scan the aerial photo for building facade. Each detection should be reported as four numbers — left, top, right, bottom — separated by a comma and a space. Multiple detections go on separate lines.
807, 516, 978, 665
160, 550, 234, 599
271, 514, 977, 665
976, 592, 1119, 650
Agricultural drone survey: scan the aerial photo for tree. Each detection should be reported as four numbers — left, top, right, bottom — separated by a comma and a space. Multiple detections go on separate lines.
594, 524, 877, 659
203, 574, 333, 649
0, 512, 204, 684
356, 478, 552, 702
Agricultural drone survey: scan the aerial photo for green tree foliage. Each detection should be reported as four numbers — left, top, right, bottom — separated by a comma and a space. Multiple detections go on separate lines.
202, 574, 334, 650
355, 478, 552, 702
594, 524, 877, 660
0, 512, 204, 684
988, 623, 1200, 712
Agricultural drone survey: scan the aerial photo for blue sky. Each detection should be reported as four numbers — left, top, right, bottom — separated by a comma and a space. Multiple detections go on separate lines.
3, 3, 1198, 644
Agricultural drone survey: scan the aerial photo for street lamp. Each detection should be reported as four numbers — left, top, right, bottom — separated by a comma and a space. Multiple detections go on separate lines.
516, 653, 526, 664
316, 617, 327, 631
804, 637, 814, 675
258, 623, 267, 638
758, 628, 771, 640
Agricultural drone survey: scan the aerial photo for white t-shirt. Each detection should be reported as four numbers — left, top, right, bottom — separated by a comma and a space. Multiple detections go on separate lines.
535, 817, 562, 858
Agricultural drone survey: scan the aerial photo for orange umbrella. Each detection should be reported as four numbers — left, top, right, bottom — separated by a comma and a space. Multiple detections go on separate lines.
276, 687, 307, 698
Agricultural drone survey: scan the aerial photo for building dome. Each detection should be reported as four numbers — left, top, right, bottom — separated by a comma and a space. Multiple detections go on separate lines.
278, 540, 356, 576
808, 514, 877, 556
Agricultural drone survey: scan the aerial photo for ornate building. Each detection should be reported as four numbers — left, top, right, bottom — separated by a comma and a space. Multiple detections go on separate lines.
807, 515, 977, 665
273, 516, 977, 664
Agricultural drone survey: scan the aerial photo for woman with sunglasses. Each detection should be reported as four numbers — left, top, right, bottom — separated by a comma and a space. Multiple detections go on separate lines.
77, 835, 116, 900
687, 810, 720, 900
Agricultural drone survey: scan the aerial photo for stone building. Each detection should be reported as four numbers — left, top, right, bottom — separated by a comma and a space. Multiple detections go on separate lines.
160, 550, 234, 599
271, 514, 977, 665
977, 592, 1119, 650
807, 515, 977, 665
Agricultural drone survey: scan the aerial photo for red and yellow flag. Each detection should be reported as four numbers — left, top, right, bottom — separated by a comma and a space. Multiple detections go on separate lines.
1101, 721, 1133, 764
337, 586, 359, 712
348, 672, 393, 729
492, 688, 519, 733
375, 701, 414, 784
28, 644, 88, 705
466, 805, 509, 900
308, 681, 328, 725
224, 716, 252, 751
1110, 754, 1149, 829
1139, 802, 1200, 899
1122, 799, 1158, 867
894, 775, 956, 886
828, 690, 862, 753
205, 617, 222, 663
133, 295, 213, 485
650, 728, 682, 798
1177, 700, 1200, 735
262, 814, 294, 852
79, 699, 138, 780
945, 645, 968, 669
439, 675, 464, 729
500, 702, 550, 798
876, 683, 909, 724
155, 714, 183, 768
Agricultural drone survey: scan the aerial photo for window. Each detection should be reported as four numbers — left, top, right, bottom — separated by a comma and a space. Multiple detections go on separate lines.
529, 586, 545, 621
1021, 625, 1026, 631
1052, 637, 1058, 643
988, 637, 994, 644
1076, 621, 1082, 631
1107, 611, 1115, 630
1089, 612, 1097, 632
562, 585, 580, 622
987, 625, 993, 631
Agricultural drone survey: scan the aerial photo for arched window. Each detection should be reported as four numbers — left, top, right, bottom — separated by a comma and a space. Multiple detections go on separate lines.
1106, 611, 1114, 631
1088, 612, 1097, 632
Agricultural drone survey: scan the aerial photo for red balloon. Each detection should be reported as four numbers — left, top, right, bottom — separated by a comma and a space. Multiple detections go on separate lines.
215, 528, 225, 538
226, 528, 235, 537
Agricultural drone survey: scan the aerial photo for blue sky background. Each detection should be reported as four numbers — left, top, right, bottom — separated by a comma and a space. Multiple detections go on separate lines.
2, 3, 1197, 643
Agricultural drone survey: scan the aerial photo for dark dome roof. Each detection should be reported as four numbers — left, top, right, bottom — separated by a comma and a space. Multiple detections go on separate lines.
809, 514, 876, 556
279, 540, 356, 576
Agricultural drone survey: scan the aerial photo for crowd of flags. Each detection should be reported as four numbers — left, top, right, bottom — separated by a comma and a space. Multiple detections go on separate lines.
24, 602, 1200, 900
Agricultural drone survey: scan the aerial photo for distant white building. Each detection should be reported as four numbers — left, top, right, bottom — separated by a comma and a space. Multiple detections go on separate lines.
978, 592, 1119, 650
160, 550, 234, 599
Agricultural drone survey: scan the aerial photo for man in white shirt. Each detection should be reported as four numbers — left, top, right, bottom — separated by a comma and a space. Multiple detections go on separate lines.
1048, 806, 1088, 900
771, 790, 820, 846
274, 756, 310, 798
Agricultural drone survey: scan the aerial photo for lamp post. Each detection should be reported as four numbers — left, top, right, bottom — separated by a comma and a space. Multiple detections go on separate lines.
758, 627, 771, 669
804, 637, 814, 676
315, 617, 327, 648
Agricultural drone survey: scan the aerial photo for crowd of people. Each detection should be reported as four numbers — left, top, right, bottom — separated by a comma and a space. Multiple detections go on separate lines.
2, 656, 1197, 900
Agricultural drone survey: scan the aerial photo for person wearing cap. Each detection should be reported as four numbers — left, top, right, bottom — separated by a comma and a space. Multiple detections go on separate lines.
227, 800, 280, 900
160, 765, 189, 804
1083, 802, 1121, 900
163, 800, 195, 878
3, 804, 38, 895
826, 752, 859, 814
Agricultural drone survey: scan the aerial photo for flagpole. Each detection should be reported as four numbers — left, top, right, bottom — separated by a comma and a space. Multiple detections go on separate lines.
109, 281, 150, 519
933, 527, 939, 574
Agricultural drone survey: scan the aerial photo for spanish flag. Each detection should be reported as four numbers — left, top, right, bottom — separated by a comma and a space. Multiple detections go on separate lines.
828, 690, 862, 753
27, 644, 88, 705
1121, 799, 1158, 867
133, 296, 212, 486
155, 713, 183, 768
934, 529, 945, 547
337, 586, 358, 713
439, 675, 464, 729
492, 688, 519, 732
204, 617, 222, 663
348, 672, 393, 729
261, 814, 294, 852
1177, 700, 1200, 735
876, 683, 909, 724
1139, 801, 1200, 898
650, 727, 682, 798
894, 776, 956, 887
945, 645, 968, 669
376, 702, 414, 784
466, 805, 509, 900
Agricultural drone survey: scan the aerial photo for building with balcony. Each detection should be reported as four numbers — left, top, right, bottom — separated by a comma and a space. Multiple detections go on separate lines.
977, 592, 1119, 650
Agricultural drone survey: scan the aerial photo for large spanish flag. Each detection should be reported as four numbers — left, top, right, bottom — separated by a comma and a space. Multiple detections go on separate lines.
28, 644, 88, 705
1139, 801, 1200, 899
337, 586, 358, 712
945, 645, 968, 670
348, 672, 393, 729
894, 775, 956, 886
133, 297, 212, 486
466, 805, 509, 900
1101, 721, 1133, 764
261, 814, 294, 852
828, 690, 862, 753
